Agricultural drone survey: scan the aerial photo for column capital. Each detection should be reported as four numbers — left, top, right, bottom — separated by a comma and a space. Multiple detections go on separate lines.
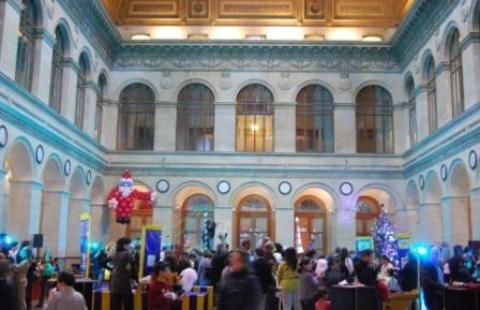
441, 195, 466, 202
33, 29, 55, 48
70, 197, 91, 203
9, 179, 43, 189
44, 189, 70, 197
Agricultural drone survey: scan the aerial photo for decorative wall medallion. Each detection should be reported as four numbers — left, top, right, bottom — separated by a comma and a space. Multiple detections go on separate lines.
339, 182, 353, 196
419, 175, 425, 190
468, 150, 478, 170
35, 145, 45, 164
156, 179, 170, 193
339, 77, 352, 91
86, 170, 92, 185
0, 125, 8, 147
217, 180, 231, 194
278, 181, 292, 195
278, 72, 292, 90
64, 159, 71, 176
440, 164, 448, 181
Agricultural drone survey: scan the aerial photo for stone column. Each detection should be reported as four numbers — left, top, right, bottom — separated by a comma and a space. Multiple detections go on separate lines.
461, 39, 480, 110
442, 196, 470, 245
66, 198, 90, 257
83, 83, 98, 137
153, 204, 173, 246
274, 102, 295, 152
470, 188, 480, 240
60, 61, 79, 123
41, 190, 69, 256
0, 0, 23, 79
418, 203, 443, 243
415, 87, 430, 140
214, 102, 236, 152
435, 64, 453, 127
30, 31, 54, 103
397, 208, 419, 239
275, 207, 294, 247
327, 211, 338, 252
335, 197, 356, 249
393, 103, 409, 153
334, 103, 355, 153
154, 102, 176, 151
102, 100, 118, 149
7, 180, 43, 241
57, 191, 71, 257
215, 205, 233, 247
0, 169, 7, 232
90, 203, 109, 244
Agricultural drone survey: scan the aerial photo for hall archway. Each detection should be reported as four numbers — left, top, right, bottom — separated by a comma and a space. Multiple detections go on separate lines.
448, 161, 471, 245
422, 172, 443, 243
402, 181, 420, 234
294, 196, 328, 254
90, 176, 107, 244
236, 195, 273, 248
2, 139, 36, 242
40, 155, 65, 256
66, 167, 88, 260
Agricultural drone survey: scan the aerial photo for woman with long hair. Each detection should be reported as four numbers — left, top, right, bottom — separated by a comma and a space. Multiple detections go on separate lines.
277, 247, 301, 310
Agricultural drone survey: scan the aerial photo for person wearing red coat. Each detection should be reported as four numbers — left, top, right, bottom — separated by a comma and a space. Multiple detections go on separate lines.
149, 262, 177, 310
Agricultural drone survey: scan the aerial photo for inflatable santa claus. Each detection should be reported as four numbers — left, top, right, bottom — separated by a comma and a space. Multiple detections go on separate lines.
107, 170, 155, 224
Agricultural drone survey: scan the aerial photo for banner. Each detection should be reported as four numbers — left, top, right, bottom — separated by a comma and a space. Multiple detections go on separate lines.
139, 224, 162, 278
79, 212, 91, 277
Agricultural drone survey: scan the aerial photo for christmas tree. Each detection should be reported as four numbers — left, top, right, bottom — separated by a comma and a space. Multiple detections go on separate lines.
371, 204, 399, 266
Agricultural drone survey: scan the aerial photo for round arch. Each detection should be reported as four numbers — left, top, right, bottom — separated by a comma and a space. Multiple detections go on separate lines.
42, 154, 64, 191
53, 18, 73, 58
230, 181, 278, 209
171, 181, 217, 209
468, 0, 480, 32
234, 79, 277, 103
290, 182, 338, 212
403, 72, 416, 95
292, 80, 336, 103
2, 137, 36, 180
175, 78, 218, 102
352, 80, 396, 103
68, 166, 88, 200
115, 79, 160, 101
420, 50, 436, 83
78, 50, 92, 80
448, 160, 472, 244
441, 22, 462, 60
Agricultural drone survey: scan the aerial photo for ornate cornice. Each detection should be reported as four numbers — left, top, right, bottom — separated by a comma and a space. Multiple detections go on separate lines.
114, 42, 399, 73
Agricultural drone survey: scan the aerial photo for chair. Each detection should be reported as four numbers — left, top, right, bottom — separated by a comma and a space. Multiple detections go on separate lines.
383, 290, 419, 310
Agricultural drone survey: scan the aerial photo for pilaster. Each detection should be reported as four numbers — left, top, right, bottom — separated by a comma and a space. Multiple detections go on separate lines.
334, 103, 355, 153
214, 102, 236, 152
30, 31, 54, 103
461, 39, 480, 110
418, 203, 442, 243
435, 65, 453, 127
275, 207, 294, 247
61, 61, 79, 123
83, 84, 98, 137
274, 103, 295, 153
0, 0, 23, 79
154, 102, 176, 151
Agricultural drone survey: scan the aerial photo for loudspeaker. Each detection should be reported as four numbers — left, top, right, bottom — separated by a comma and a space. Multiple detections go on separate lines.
33, 234, 43, 248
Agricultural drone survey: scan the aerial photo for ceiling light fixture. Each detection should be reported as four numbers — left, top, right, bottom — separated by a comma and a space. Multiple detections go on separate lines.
362, 35, 383, 42
304, 34, 325, 41
130, 33, 151, 41
188, 33, 209, 40
245, 34, 266, 41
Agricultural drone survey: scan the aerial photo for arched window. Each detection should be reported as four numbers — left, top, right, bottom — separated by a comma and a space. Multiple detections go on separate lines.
356, 196, 381, 236
176, 84, 215, 151
237, 195, 272, 247
236, 84, 274, 152
182, 194, 214, 250
406, 76, 417, 146
95, 74, 107, 143
15, 0, 38, 90
296, 85, 334, 152
449, 30, 464, 118
75, 53, 89, 129
117, 83, 155, 150
425, 56, 437, 134
356, 86, 393, 153
294, 197, 327, 254
49, 26, 67, 113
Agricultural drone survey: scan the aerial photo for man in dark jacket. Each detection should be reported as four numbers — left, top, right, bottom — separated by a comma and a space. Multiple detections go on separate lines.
421, 247, 445, 310
355, 249, 377, 286
400, 252, 418, 291
218, 250, 260, 310
110, 237, 135, 310
252, 248, 276, 310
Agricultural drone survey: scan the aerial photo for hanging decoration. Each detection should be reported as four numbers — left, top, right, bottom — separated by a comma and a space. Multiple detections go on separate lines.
371, 204, 399, 267
201, 213, 216, 251
107, 170, 156, 224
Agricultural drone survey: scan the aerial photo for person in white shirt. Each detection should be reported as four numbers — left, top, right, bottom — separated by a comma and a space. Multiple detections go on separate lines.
378, 255, 394, 280
46, 272, 87, 310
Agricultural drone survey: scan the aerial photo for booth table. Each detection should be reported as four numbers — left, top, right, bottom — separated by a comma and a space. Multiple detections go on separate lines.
329, 285, 379, 310
444, 286, 480, 310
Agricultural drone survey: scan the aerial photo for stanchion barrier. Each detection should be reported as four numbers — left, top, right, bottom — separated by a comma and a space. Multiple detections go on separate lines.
193, 285, 214, 310
181, 292, 207, 310
92, 289, 148, 310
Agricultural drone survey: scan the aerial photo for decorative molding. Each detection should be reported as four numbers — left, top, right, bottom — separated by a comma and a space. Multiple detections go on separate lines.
0, 124, 8, 147
114, 42, 399, 73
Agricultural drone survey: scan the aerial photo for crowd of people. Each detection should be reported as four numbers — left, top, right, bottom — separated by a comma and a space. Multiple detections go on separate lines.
2, 235, 480, 310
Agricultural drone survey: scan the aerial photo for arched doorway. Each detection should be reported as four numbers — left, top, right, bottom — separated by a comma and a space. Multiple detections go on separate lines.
355, 196, 381, 237
40, 155, 65, 256
236, 195, 272, 248
2, 140, 35, 241
181, 194, 214, 250
294, 196, 327, 254
449, 162, 471, 245
67, 167, 88, 260
422, 172, 443, 243
90, 176, 107, 244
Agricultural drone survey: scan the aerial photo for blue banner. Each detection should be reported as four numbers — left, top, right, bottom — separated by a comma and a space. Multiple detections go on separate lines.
140, 225, 162, 278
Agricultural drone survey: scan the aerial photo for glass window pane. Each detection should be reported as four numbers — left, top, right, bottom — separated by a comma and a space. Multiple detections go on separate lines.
255, 217, 268, 232
313, 218, 323, 232
240, 217, 253, 232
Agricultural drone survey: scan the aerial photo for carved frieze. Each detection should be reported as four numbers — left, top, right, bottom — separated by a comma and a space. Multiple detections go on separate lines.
114, 43, 400, 73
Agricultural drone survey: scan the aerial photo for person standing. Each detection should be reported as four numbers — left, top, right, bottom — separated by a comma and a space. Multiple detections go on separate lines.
109, 237, 135, 310
277, 247, 301, 310
149, 262, 177, 310
45, 272, 87, 310
14, 241, 32, 310
299, 257, 322, 310
252, 248, 276, 310
218, 250, 260, 310
0, 255, 18, 310
421, 247, 445, 310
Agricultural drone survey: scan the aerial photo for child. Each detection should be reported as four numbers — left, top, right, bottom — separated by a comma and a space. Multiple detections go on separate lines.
149, 262, 178, 310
